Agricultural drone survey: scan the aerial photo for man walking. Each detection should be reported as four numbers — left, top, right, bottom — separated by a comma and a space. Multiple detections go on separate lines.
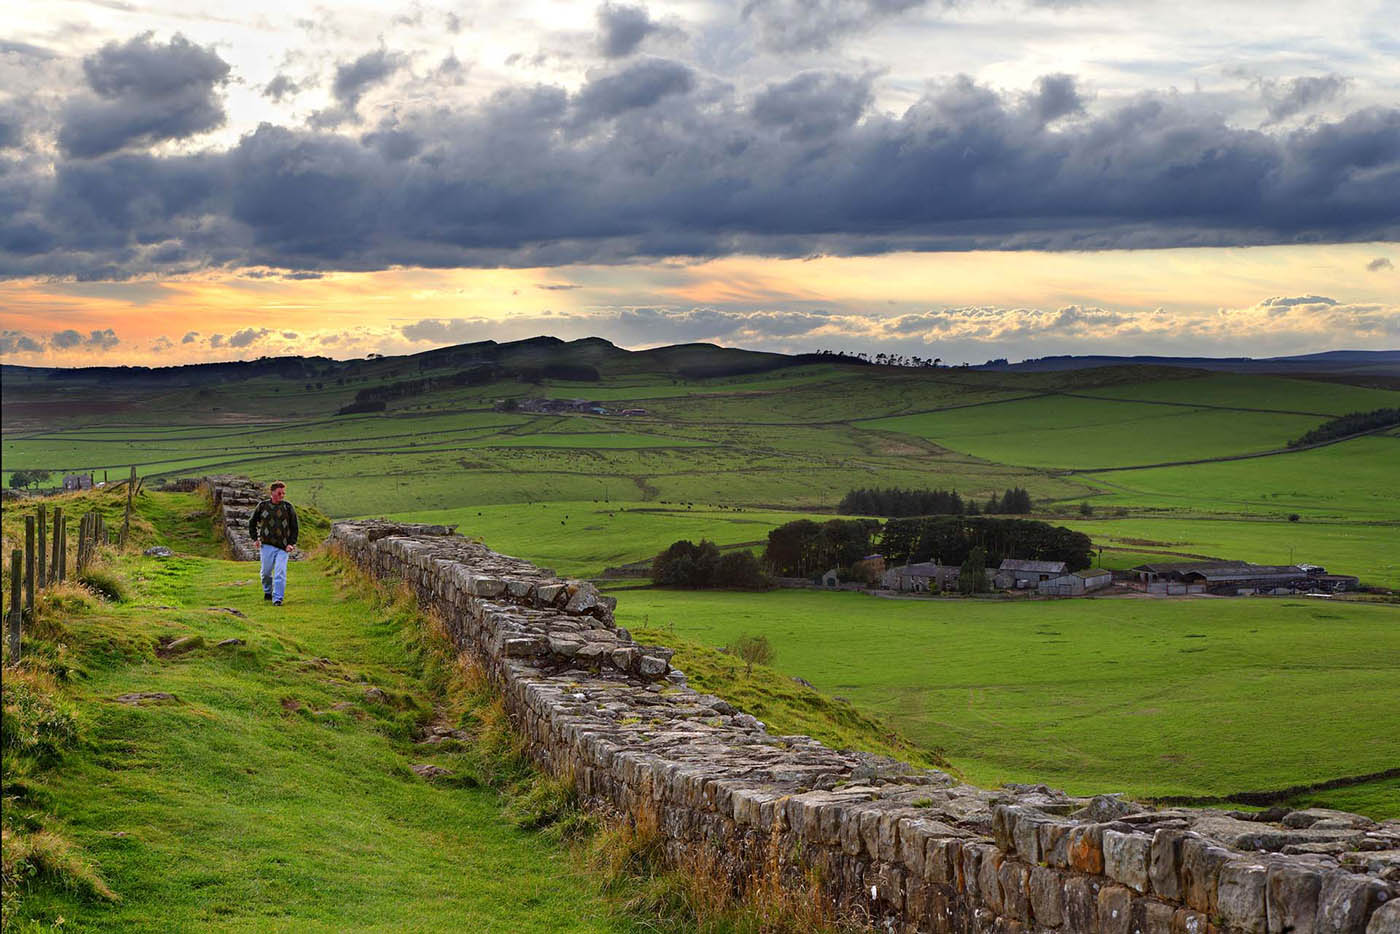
249, 481, 299, 606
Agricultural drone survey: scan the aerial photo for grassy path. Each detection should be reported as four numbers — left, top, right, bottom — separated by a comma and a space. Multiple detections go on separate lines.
13, 554, 629, 933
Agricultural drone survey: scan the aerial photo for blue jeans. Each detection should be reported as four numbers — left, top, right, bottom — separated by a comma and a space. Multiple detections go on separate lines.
260, 544, 289, 601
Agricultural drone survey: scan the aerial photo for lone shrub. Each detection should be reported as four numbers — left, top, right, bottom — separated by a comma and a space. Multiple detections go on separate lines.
727, 634, 775, 676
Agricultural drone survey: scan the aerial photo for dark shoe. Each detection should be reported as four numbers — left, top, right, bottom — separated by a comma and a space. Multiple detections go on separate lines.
273, 600, 282, 606
264, 592, 273, 601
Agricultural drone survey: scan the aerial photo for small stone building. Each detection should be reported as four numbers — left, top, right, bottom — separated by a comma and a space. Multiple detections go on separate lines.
63, 473, 94, 491
994, 558, 1068, 589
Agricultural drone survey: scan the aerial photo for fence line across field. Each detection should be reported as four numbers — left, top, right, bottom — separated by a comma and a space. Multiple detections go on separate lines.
5, 467, 141, 665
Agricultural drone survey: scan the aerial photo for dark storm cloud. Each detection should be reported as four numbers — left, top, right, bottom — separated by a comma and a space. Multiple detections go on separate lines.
311, 49, 409, 128
58, 33, 229, 158
0, 107, 21, 149
1025, 74, 1084, 125
0, 330, 46, 354
751, 71, 872, 140
332, 49, 408, 108
262, 74, 303, 101
50, 327, 120, 349
1260, 295, 1338, 308
181, 331, 199, 342
597, 3, 659, 58
227, 327, 270, 347
4, 60, 1400, 279
1368, 257, 1393, 272
741, 0, 929, 52
1260, 74, 1349, 123
573, 58, 694, 123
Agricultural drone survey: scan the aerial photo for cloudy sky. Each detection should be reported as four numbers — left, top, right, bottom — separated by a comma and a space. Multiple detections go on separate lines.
1, 0, 1397, 366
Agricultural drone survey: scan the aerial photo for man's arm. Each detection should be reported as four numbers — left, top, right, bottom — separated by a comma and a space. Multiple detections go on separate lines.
287, 504, 299, 550
248, 502, 262, 542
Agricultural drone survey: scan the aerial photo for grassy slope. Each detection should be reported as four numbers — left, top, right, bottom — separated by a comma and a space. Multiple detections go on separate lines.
1079, 434, 1400, 519
859, 396, 1323, 470
8, 552, 629, 933
614, 588, 1400, 811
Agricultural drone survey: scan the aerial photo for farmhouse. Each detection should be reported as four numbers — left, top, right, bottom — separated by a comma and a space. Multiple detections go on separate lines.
1038, 568, 1112, 596
63, 472, 94, 491
994, 558, 1068, 589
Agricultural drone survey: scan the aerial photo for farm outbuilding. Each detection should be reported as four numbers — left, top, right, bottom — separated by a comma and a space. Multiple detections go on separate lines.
63, 473, 94, 490
994, 558, 1068, 589
1128, 561, 1355, 595
1038, 568, 1112, 596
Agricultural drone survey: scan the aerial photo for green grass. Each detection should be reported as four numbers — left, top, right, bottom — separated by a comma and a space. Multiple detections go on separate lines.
379, 502, 839, 577
860, 395, 1325, 470
1079, 434, 1400, 519
1081, 373, 1400, 416
5, 553, 632, 932
615, 588, 1400, 810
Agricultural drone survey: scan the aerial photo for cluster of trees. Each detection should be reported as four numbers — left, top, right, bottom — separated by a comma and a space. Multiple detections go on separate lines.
8, 469, 52, 490
1289, 408, 1400, 448
335, 400, 387, 416
837, 486, 1034, 518
809, 350, 943, 368
839, 487, 967, 517
761, 519, 880, 577
650, 540, 770, 589
985, 487, 1033, 514
880, 516, 1093, 570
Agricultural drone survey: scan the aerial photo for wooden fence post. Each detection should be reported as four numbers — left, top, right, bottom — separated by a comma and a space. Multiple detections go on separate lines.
7, 549, 20, 662
36, 504, 47, 591
50, 507, 63, 583
77, 513, 89, 574
25, 517, 35, 616
57, 514, 67, 583
120, 465, 136, 547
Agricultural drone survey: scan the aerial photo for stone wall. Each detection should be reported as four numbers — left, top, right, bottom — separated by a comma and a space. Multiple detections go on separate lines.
204, 475, 266, 560
329, 519, 1400, 934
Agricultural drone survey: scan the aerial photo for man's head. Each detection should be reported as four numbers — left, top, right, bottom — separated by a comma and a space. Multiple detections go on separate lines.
270, 481, 286, 503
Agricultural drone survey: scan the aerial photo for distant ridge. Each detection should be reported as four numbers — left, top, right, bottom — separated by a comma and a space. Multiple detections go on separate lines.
974, 349, 1400, 374
2, 337, 1396, 382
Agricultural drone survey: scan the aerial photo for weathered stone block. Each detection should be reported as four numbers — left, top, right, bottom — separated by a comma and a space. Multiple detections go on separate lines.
1029, 865, 1064, 927
1267, 863, 1322, 934
1181, 835, 1231, 915
1318, 873, 1390, 934
1072, 823, 1107, 875
1042, 821, 1074, 869
927, 837, 963, 887
1151, 829, 1187, 900
1172, 908, 1209, 934
1367, 901, 1400, 934
1143, 900, 1177, 934
1218, 861, 1270, 934
1105, 830, 1152, 894
1099, 884, 1134, 934
999, 860, 1032, 923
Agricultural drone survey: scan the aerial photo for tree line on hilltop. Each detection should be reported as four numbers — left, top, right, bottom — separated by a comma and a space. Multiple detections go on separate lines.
1288, 408, 1400, 448
838, 486, 1032, 517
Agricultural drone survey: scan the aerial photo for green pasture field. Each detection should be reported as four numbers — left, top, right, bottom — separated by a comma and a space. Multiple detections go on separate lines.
1079, 372, 1400, 416
613, 588, 1400, 811
1078, 434, 1400, 519
859, 395, 1325, 470
1058, 516, 1400, 588
379, 501, 835, 577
